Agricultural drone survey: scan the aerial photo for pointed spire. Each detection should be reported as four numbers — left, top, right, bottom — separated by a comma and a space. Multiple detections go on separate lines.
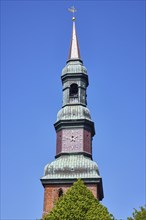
68, 17, 81, 61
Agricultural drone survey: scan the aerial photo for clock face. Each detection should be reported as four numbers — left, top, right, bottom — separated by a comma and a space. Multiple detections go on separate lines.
62, 129, 83, 152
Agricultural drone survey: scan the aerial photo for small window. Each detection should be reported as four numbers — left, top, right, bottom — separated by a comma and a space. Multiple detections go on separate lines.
58, 188, 63, 198
69, 83, 78, 97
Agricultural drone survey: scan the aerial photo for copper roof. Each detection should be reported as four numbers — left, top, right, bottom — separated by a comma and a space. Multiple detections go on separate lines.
42, 155, 100, 180
68, 20, 81, 60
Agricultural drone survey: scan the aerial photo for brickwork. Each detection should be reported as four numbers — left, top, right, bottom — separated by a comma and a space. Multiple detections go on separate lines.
86, 184, 97, 199
83, 129, 91, 154
42, 183, 98, 216
56, 130, 62, 155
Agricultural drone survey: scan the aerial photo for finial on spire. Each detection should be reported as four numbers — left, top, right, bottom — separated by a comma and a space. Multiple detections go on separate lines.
68, 6, 77, 21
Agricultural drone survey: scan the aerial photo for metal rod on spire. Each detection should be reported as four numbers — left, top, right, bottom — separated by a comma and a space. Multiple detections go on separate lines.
68, 6, 77, 21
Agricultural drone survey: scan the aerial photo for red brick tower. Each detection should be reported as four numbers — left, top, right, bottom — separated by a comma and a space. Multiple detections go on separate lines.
41, 11, 104, 217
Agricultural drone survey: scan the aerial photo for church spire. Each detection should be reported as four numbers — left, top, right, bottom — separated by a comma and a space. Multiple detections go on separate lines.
68, 7, 81, 61
41, 8, 104, 217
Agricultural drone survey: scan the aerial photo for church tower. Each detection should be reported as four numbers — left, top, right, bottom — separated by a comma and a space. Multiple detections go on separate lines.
41, 11, 104, 216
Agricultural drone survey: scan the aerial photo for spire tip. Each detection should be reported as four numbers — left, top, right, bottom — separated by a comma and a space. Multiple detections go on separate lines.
68, 10, 81, 61
68, 6, 77, 21
72, 16, 76, 21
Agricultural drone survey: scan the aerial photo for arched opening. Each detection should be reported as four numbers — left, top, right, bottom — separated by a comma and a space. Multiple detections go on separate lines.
58, 188, 63, 198
69, 83, 78, 97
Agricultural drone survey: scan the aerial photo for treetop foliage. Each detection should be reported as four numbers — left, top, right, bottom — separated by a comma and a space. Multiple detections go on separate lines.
127, 206, 146, 220
44, 179, 114, 220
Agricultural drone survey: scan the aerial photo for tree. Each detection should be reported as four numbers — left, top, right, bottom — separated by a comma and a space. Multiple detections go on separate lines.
127, 206, 146, 220
44, 179, 114, 220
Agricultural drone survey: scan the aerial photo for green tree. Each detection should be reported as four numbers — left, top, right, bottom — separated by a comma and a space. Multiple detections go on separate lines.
44, 179, 114, 220
127, 206, 146, 220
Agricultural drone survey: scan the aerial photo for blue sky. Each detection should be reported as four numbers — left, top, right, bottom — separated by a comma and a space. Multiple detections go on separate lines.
1, 0, 145, 219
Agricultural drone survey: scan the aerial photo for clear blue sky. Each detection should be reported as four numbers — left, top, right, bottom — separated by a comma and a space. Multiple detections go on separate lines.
1, 0, 145, 219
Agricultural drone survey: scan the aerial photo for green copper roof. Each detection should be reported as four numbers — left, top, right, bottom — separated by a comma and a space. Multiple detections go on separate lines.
57, 105, 92, 122
42, 155, 100, 180
62, 60, 87, 76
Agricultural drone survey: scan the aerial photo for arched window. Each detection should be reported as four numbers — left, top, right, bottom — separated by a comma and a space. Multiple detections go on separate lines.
58, 188, 63, 198
69, 83, 78, 97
